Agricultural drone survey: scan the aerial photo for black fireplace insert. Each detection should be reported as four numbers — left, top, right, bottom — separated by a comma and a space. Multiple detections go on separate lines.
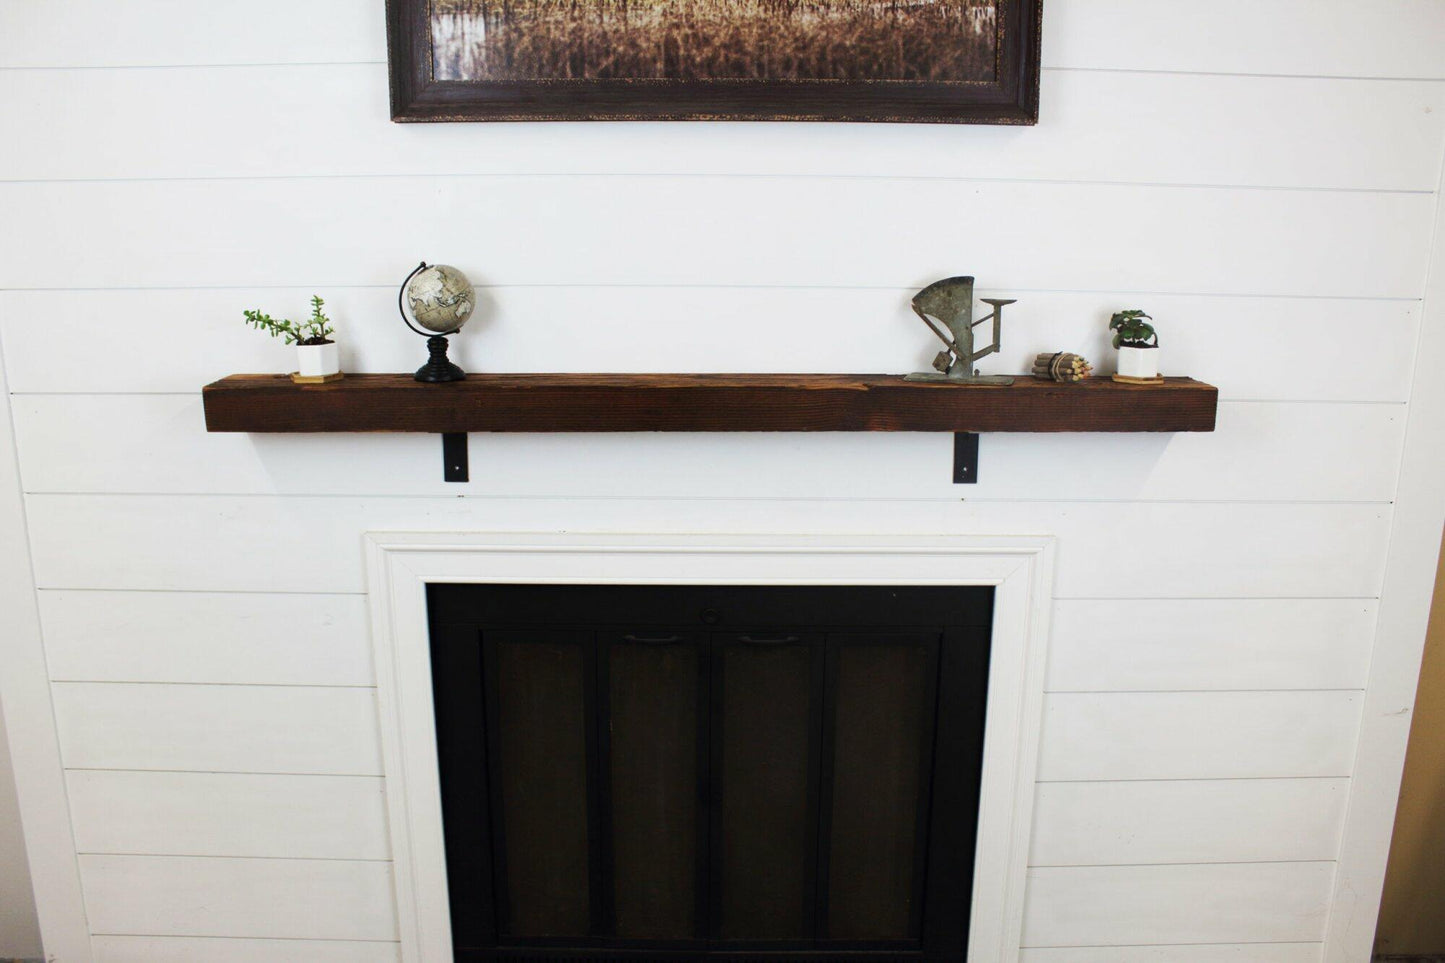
428, 584, 993, 962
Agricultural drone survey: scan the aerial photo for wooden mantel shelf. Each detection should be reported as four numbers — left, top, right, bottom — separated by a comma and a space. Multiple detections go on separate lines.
203, 373, 1217, 434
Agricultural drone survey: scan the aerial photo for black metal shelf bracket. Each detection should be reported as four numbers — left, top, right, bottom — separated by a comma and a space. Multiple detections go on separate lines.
442, 432, 469, 482
953, 433, 979, 484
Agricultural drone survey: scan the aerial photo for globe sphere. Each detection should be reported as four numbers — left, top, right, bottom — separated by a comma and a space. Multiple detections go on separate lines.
404, 264, 475, 334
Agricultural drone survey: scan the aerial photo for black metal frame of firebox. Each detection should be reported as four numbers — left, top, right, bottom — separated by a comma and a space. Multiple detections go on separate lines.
427, 584, 993, 963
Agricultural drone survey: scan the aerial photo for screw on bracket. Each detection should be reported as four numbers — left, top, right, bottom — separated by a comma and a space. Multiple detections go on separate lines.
442, 433, 468, 483
953, 433, 979, 485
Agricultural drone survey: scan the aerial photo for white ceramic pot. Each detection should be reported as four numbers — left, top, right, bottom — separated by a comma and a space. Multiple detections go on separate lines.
297, 341, 340, 378
1116, 344, 1159, 379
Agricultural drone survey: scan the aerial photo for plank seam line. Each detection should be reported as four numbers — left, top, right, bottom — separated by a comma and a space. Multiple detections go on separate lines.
0, 283, 1423, 300
52, 681, 375, 691
1019, 939, 1324, 949
50, 679, 376, 689
62, 767, 384, 777
87, 933, 401, 943
1044, 688, 1365, 695
1034, 776, 1348, 785
76, 852, 391, 863
0, 61, 390, 72
1057, 596, 1380, 602
66, 768, 382, 778
970, 499, 1389, 507
1224, 399, 1406, 406
1050, 66, 1445, 83
1028, 859, 1337, 869
1037, 775, 1352, 784
0, 171, 1433, 194
17, 492, 1401, 506
34, 587, 367, 597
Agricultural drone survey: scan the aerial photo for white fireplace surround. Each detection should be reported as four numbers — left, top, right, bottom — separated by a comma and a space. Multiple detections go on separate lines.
364, 531, 1056, 963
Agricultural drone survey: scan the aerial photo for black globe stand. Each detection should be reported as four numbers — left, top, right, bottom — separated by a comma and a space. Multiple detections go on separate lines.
399, 261, 469, 384
414, 335, 465, 383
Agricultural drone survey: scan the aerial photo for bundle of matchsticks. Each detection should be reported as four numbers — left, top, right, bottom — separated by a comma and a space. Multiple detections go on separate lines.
1032, 352, 1093, 383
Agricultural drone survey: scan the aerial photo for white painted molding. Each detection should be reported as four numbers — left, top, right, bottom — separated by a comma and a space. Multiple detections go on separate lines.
364, 532, 1055, 963
0, 335, 92, 960
1323, 144, 1445, 959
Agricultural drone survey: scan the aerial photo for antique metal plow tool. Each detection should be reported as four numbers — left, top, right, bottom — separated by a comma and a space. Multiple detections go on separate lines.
904, 276, 1016, 385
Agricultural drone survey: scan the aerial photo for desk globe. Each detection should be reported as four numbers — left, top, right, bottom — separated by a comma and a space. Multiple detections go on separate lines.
399, 262, 475, 382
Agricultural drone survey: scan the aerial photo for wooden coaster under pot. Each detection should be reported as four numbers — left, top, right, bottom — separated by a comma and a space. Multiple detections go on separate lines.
1111, 373, 1165, 385
290, 371, 345, 384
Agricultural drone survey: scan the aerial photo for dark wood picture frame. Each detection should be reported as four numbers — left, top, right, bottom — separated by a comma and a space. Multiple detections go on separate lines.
385, 0, 1042, 124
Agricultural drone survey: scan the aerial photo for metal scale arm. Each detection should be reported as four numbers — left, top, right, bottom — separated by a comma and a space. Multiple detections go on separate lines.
904, 276, 1016, 385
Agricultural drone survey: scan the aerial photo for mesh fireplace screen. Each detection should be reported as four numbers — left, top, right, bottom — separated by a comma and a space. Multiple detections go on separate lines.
428, 584, 993, 963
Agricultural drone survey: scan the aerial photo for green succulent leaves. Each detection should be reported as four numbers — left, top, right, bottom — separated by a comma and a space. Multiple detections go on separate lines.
1109, 309, 1158, 349
243, 295, 336, 346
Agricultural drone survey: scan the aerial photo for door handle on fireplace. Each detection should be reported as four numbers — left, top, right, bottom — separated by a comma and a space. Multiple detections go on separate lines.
622, 634, 681, 644
737, 635, 800, 645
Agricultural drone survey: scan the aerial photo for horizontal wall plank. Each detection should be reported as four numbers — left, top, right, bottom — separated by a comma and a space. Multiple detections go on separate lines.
23, 495, 1393, 599
39, 590, 373, 685
51, 685, 1361, 797
1020, 946, 1321, 963
1047, 599, 1378, 692
5, 68, 1441, 191
1037, 691, 1362, 781
67, 771, 389, 859
93, 936, 401, 963
51, 683, 382, 775
7, 0, 1442, 79
1021, 861, 1335, 948
0, 0, 383, 68
1, 288, 1418, 403
9, 395, 1399, 503
0, 178, 1431, 298
1047, 0, 1445, 78
1029, 778, 1349, 865
80, 854, 397, 941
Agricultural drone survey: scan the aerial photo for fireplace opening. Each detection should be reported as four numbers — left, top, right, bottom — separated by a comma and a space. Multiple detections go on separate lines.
427, 583, 993, 962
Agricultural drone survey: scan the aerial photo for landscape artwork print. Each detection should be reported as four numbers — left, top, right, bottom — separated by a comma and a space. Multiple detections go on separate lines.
432, 0, 999, 84
386, 0, 1040, 121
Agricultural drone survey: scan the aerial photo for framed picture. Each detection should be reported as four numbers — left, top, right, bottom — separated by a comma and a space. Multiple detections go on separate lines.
386, 0, 1041, 123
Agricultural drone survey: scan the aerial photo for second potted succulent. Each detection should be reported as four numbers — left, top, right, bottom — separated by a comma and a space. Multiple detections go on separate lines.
243, 295, 340, 380
1109, 309, 1159, 379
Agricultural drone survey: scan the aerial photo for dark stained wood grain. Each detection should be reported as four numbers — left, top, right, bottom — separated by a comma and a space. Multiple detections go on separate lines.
202, 373, 1217, 434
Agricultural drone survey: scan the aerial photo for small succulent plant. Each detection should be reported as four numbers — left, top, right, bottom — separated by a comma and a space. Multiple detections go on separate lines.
244, 295, 335, 345
1109, 309, 1158, 349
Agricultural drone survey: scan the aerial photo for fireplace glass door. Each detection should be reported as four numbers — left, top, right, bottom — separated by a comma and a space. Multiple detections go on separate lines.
428, 585, 992, 962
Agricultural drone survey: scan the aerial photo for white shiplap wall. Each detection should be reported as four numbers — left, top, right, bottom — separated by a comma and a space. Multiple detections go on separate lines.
2, 1, 1445, 961
0, 706, 42, 957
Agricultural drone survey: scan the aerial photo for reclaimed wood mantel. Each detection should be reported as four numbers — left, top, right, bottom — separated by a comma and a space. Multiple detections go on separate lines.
202, 373, 1217, 433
